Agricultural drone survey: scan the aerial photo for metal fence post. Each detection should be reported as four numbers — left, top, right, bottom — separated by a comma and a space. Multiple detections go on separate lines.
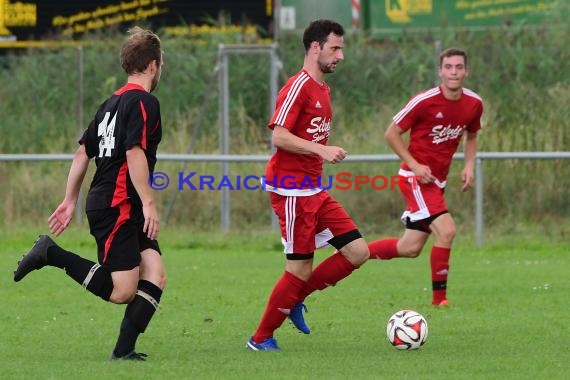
218, 45, 231, 232
269, 43, 281, 230
475, 157, 484, 246
75, 46, 84, 225
216, 44, 281, 231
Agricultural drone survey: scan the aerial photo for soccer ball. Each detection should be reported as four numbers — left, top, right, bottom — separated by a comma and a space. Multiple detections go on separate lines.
386, 309, 428, 350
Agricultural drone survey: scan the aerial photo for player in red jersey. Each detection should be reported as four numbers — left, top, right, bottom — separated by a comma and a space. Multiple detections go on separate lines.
246, 19, 370, 351
368, 47, 484, 306
14, 27, 165, 360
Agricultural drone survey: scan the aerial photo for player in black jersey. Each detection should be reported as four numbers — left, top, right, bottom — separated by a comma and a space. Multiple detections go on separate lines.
14, 27, 166, 361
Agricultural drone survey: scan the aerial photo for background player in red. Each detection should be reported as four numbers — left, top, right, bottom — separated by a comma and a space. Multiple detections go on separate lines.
368, 47, 484, 306
14, 27, 166, 360
246, 19, 370, 351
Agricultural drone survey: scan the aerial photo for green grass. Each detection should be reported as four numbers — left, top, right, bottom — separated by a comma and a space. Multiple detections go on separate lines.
1, 227, 568, 379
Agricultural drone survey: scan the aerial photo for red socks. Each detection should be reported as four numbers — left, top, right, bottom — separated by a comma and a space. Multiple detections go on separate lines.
430, 246, 451, 304
369, 239, 451, 304
252, 253, 359, 342
368, 238, 399, 260
368, 239, 452, 304
299, 252, 357, 300
252, 271, 305, 343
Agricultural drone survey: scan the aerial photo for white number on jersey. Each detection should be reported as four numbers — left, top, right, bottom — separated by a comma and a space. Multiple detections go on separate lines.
98, 112, 117, 157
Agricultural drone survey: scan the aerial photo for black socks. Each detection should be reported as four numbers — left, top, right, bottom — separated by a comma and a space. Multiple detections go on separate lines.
47, 246, 113, 301
113, 280, 163, 357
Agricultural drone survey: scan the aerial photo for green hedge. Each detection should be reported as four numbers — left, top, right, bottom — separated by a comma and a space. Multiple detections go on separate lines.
0, 23, 568, 230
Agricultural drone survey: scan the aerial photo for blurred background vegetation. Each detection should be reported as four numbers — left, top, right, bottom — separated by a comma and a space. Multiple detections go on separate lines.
0, 21, 568, 239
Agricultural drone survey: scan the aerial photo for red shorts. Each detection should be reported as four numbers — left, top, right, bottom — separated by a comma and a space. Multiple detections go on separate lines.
270, 191, 358, 254
398, 173, 448, 225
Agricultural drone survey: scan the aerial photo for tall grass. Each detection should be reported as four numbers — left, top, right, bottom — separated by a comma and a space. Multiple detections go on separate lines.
0, 22, 568, 230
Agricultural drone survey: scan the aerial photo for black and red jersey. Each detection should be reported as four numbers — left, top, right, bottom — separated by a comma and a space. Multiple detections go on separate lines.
80, 83, 162, 211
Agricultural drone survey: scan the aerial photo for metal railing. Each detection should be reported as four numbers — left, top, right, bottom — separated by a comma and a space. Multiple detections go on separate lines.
2, 151, 569, 246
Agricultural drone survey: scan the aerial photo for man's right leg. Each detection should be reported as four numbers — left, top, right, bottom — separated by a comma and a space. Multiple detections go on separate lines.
14, 235, 114, 301
248, 259, 311, 350
254, 193, 315, 342
368, 172, 431, 261
368, 238, 400, 259
369, 229, 430, 260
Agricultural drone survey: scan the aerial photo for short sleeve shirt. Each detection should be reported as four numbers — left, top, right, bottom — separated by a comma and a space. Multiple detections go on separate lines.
81, 83, 162, 210
265, 69, 333, 195
393, 86, 483, 182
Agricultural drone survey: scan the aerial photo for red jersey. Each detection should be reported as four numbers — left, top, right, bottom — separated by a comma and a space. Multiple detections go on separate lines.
265, 69, 333, 195
393, 86, 483, 184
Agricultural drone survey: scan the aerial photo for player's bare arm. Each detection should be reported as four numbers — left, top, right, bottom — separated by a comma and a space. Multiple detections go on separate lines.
126, 145, 160, 240
272, 125, 347, 163
461, 132, 478, 192
385, 122, 435, 184
48, 144, 90, 236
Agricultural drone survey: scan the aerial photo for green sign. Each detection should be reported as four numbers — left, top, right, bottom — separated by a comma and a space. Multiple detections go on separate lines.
279, 0, 353, 31
365, 0, 566, 36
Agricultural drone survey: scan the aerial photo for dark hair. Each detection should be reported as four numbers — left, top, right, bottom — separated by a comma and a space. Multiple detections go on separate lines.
439, 47, 468, 67
302, 19, 344, 52
120, 26, 162, 75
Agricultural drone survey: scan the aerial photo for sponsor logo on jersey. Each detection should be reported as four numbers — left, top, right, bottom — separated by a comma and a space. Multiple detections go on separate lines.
307, 116, 331, 143
435, 111, 444, 119
429, 124, 465, 144
315, 100, 322, 108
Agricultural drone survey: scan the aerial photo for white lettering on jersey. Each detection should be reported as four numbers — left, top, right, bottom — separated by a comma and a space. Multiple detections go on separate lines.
429, 124, 465, 144
97, 111, 117, 157
307, 117, 331, 143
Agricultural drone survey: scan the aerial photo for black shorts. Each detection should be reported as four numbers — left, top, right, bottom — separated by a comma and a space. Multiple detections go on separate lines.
87, 201, 161, 272
405, 211, 449, 233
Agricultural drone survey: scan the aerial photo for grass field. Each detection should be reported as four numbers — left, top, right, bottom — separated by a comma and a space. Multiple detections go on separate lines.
1, 226, 568, 379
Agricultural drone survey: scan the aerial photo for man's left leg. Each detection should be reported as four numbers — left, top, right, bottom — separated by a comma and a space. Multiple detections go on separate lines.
112, 249, 166, 360
290, 233, 369, 334
429, 213, 456, 306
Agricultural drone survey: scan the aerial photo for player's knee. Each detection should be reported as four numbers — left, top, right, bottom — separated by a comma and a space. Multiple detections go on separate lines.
146, 269, 167, 290
157, 272, 167, 290
438, 226, 456, 245
110, 285, 137, 304
139, 262, 166, 289
398, 242, 423, 258
345, 244, 369, 267
286, 259, 313, 281
402, 248, 422, 258
356, 245, 370, 265
139, 257, 166, 289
